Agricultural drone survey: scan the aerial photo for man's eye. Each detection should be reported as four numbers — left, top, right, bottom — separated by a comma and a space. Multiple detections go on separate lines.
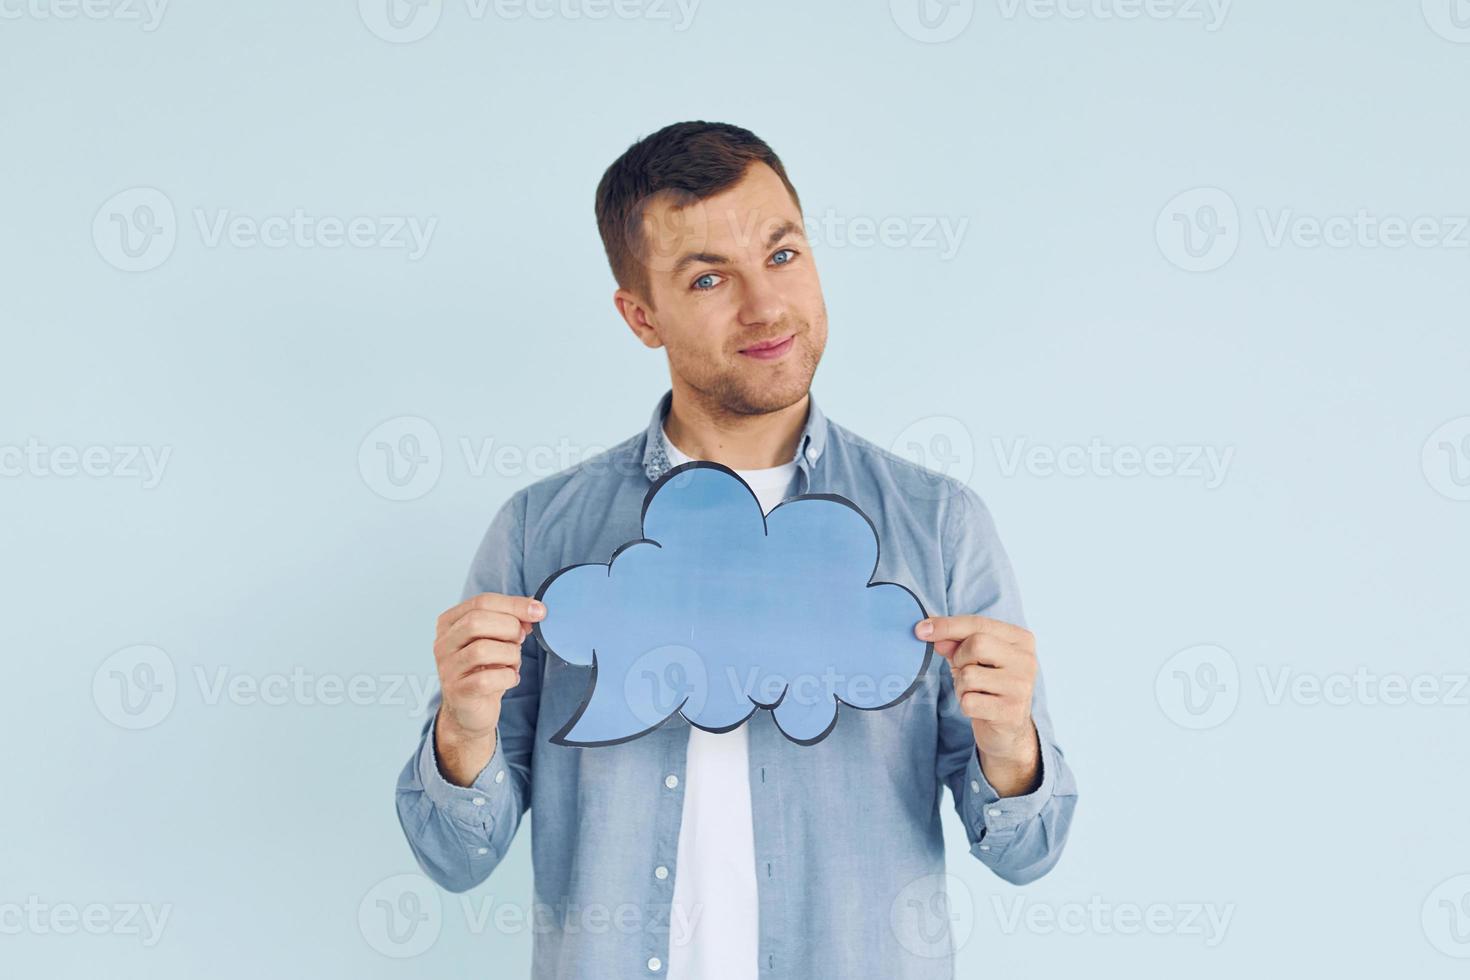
771, 248, 797, 266
692, 273, 720, 291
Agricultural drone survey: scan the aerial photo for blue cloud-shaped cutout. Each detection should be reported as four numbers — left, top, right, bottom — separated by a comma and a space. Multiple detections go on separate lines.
532, 462, 932, 746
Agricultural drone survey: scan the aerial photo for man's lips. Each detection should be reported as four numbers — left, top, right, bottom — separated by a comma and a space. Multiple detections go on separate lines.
738, 334, 796, 360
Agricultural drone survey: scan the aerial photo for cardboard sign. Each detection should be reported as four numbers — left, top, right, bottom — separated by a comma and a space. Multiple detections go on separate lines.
533, 462, 933, 746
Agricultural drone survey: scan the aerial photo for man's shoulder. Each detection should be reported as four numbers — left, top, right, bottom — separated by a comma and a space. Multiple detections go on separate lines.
499, 430, 647, 514
824, 418, 982, 512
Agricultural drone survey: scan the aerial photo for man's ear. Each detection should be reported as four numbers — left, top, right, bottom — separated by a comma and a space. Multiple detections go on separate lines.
614, 288, 664, 350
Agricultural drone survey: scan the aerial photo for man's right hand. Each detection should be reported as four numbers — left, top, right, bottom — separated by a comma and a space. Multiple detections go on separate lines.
432, 592, 546, 786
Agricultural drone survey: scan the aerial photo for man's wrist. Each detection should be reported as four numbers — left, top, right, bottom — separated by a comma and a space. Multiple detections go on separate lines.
434, 707, 499, 787
975, 720, 1041, 798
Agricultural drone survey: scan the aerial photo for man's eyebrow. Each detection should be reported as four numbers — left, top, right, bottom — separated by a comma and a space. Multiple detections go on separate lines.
667, 219, 806, 278
669, 251, 729, 277
762, 218, 803, 249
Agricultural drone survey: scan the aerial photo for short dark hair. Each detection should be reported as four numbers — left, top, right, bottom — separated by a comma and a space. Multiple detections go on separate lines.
594, 121, 803, 303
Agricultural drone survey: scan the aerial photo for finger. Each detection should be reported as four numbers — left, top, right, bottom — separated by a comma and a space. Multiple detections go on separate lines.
438, 609, 528, 658
455, 665, 521, 699
915, 614, 1029, 645
947, 635, 1031, 672
953, 663, 1027, 699
448, 638, 522, 681
933, 638, 961, 657
438, 593, 546, 633
959, 690, 1009, 721
437, 593, 544, 637
437, 617, 535, 666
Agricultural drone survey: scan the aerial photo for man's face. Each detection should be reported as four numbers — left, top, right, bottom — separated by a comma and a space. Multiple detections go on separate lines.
619, 162, 827, 417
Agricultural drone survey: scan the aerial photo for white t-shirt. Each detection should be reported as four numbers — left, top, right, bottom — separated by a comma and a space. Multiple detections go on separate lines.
661, 426, 796, 980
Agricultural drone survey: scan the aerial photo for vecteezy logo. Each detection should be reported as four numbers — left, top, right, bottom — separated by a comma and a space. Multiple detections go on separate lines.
623, 190, 711, 277
93, 645, 177, 729
1423, 874, 1470, 957
890, 0, 974, 42
1422, 0, 1470, 43
358, 416, 443, 501
621, 643, 711, 729
1156, 187, 1240, 272
358, 873, 442, 958
533, 462, 934, 746
1422, 416, 1470, 501
889, 873, 975, 959
1155, 644, 1239, 729
359, 0, 442, 42
890, 415, 974, 501
93, 188, 177, 272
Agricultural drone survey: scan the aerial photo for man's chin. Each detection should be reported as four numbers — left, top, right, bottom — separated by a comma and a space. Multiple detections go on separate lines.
718, 377, 812, 417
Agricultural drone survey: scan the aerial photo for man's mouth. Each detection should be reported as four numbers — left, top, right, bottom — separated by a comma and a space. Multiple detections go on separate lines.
738, 333, 796, 361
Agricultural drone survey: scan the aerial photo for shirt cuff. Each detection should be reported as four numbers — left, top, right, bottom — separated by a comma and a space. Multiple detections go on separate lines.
964, 736, 1057, 850
416, 712, 514, 838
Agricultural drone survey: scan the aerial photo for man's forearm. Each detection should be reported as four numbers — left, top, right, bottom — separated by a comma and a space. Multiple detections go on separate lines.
975, 719, 1042, 798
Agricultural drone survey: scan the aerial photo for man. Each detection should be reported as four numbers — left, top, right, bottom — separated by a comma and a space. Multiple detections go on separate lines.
395, 121, 1078, 979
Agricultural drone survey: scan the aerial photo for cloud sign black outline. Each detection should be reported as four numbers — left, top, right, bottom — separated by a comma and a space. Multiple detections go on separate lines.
532, 461, 934, 747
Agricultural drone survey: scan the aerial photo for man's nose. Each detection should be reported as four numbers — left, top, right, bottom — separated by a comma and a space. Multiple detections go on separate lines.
737, 275, 786, 327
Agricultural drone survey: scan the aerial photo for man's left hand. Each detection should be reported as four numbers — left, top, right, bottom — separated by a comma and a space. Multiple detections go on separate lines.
916, 614, 1041, 797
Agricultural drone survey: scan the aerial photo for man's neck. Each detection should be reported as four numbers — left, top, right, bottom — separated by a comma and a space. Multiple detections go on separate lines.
662, 382, 809, 470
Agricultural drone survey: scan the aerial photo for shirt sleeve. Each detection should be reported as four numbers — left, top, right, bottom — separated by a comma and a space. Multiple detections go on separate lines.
394, 491, 541, 893
934, 485, 1078, 885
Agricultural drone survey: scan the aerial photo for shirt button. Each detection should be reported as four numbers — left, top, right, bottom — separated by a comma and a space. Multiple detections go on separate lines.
970, 780, 980, 793
979, 844, 991, 852
664, 774, 678, 789
477, 847, 489, 855
987, 808, 1002, 818
654, 865, 669, 880
494, 770, 505, 784
804, 446, 817, 463
472, 797, 486, 807
648, 957, 662, 972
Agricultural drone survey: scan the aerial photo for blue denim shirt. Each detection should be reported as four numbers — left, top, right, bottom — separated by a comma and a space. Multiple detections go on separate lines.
395, 390, 1078, 979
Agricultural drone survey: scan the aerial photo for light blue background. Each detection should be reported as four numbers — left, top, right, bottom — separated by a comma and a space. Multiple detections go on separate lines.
2, 0, 1468, 976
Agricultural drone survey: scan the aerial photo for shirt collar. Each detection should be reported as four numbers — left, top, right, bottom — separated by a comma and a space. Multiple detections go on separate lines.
640, 388, 829, 483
